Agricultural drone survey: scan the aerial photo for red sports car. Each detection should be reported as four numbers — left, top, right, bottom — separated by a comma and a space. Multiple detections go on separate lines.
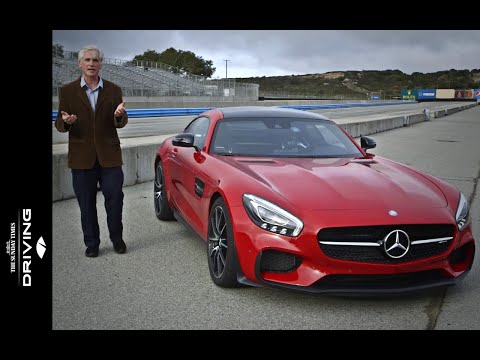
153, 106, 474, 294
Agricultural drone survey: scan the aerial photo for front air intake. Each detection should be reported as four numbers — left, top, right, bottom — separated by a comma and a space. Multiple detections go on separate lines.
260, 250, 301, 273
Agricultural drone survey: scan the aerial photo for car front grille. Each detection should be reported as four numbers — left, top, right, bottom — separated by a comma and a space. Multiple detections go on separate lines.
317, 224, 455, 264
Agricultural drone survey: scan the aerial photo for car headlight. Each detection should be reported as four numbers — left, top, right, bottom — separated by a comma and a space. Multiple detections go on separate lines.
455, 192, 470, 231
242, 194, 303, 237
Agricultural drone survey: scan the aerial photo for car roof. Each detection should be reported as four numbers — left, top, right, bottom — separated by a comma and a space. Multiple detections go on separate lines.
216, 106, 331, 121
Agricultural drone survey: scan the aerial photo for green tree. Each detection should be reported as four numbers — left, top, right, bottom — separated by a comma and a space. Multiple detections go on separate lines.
153, 47, 178, 73
52, 43, 64, 58
133, 49, 162, 64
132, 47, 216, 78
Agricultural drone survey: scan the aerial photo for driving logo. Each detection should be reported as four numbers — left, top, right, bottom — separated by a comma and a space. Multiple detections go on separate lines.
5, 209, 47, 287
36, 237, 46, 259
383, 229, 410, 259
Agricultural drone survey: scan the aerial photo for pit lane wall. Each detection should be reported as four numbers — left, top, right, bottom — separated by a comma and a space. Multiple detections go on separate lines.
52, 102, 478, 202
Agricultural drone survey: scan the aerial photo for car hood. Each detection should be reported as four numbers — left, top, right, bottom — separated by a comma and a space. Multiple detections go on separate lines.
223, 157, 447, 210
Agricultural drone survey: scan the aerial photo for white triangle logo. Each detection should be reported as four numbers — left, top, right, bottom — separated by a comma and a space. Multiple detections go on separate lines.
36, 237, 46, 259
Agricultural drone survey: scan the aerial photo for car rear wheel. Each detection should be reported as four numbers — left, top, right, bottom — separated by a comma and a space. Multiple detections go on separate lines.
154, 161, 174, 220
207, 197, 239, 288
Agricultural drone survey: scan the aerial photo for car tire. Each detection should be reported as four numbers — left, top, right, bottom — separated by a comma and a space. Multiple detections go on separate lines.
207, 197, 240, 288
154, 161, 174, 221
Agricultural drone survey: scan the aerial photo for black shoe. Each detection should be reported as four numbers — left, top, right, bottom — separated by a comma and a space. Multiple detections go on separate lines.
85, 247, 99, 257
113, 240, 126, 254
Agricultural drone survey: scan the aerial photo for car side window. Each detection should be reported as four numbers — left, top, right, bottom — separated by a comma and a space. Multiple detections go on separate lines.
185, 116, 210, 150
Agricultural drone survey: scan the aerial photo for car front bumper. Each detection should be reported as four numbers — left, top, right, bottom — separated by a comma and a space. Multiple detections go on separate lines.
229, 206, 475, 295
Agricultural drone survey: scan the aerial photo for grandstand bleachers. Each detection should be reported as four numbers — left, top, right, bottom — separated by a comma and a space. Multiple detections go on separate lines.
52, 50, 259, 100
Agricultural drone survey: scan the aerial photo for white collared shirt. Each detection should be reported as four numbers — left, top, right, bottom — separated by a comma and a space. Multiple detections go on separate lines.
80, 76, 104, 111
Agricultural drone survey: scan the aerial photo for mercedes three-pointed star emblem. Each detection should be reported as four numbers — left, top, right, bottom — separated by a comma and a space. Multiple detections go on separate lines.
383, 229, 410, 259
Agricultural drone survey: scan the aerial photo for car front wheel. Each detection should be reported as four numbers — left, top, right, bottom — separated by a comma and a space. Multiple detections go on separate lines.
154, 161, 174, 220
207, 197, 240, 288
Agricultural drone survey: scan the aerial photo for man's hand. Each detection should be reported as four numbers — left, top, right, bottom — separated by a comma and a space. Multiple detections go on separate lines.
61, 111, 77, 125
114, 101, 126, 118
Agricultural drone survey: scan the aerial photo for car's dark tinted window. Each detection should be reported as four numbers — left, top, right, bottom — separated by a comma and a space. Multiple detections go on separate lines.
210, 117, 362, 158
185, 116, 210, 150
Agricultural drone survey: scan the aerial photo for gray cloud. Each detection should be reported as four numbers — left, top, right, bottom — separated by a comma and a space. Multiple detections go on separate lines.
52, 30, 480, 78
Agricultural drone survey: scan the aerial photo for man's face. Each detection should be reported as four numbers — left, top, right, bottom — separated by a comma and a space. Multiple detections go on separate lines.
79, 50, 102, 78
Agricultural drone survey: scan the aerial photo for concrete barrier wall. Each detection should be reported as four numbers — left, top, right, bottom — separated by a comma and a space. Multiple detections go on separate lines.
52, 152, 74, 201
406, 113, 427, 125
52, 103, 478, 202
446, 107, 460, 115
339, 116, 405, 138
52, 143, 159, 201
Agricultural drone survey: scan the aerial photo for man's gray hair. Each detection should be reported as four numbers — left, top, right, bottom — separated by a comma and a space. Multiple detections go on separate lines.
78, 45, 104, 62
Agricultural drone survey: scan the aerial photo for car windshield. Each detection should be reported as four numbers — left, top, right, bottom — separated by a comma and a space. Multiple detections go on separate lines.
210, 117, 363, 158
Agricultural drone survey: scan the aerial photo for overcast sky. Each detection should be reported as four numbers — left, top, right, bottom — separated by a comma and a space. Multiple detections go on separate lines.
52, 30, 480, 79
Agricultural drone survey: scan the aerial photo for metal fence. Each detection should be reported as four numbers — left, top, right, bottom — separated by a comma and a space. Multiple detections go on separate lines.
258, 91, 371, 101
52, 49, 259, 100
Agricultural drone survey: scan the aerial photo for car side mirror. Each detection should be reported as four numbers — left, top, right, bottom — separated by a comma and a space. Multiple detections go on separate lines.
172, 133, 195, 148
361, 136, 376, 151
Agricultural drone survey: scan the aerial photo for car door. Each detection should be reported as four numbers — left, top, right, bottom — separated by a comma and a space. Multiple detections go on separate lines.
169, 116, 211, 231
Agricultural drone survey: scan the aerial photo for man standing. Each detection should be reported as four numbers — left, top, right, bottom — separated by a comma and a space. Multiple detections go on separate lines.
55, 45, 128, 258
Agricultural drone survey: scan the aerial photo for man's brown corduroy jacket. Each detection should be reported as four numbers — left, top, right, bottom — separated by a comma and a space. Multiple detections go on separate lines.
55, 77, 128, 169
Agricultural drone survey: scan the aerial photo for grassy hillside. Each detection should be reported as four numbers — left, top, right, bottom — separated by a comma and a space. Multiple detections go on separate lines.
235, 69, 480, 99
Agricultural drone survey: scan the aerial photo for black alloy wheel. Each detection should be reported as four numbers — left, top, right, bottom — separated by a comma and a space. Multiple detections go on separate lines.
207, 197, 239, 288
154, 161, 174, 220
